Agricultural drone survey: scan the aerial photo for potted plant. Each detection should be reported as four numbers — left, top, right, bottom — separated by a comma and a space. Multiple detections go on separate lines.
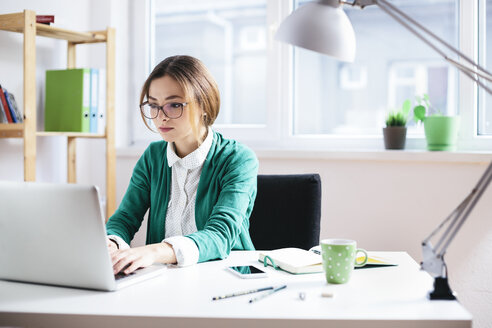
383, 99, 410, 150
413, 94, 460, 151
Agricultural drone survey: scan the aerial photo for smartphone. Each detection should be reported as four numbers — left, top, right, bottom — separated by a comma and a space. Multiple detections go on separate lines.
227, 265, 268, 279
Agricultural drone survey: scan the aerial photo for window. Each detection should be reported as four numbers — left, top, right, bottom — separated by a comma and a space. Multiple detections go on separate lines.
152, 0, 267, 126
131, 0, 491, 151
132, 0, 270, 145
294, 0, 458, 136
388, 61, 456, 121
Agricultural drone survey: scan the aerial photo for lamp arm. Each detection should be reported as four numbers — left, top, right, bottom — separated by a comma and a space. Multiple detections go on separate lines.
432, 194, 472, 255
338, 0, 492, 299
375, 1, 451, 61
421, 161, 492, 278
445, 58, 492, 95
446, 57, 492, 82
422, 192, 473, 245
376, 0, 485, 72
370, 0, 492, 296
420, 191, 473, 278
350, 0, 492, 94
437, 162, 492, 256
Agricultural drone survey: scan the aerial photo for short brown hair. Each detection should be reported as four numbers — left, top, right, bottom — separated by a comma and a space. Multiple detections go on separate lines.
139, 55, 220, 140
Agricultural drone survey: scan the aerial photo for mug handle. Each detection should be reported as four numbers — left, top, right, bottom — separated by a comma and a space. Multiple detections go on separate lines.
354, 248, 368, 267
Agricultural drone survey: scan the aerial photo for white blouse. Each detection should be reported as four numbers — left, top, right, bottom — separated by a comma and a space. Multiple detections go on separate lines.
109, 128, 213, 266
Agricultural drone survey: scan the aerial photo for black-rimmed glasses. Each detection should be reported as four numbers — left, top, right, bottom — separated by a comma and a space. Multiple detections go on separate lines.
140, 101, 188, 119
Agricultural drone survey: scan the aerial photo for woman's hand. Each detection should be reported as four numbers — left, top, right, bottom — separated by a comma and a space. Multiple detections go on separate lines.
111, 243, 177, 275
106, 237, 118, 254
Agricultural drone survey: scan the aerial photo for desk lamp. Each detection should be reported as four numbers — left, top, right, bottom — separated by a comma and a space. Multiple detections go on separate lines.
275, 0, 492, 300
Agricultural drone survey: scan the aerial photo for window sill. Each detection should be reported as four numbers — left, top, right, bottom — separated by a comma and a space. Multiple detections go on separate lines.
117, 146, 492, 164
253, 149, 492, 164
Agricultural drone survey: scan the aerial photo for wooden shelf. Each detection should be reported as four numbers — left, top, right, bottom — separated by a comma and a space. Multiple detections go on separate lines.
0, 123, 24, 130
36, 131, 106, 138
0, 123, 24, 138
36, 25, 107, 44
0, 12, 107, 44
0, 10, 116, 219
0, 124, 106, 138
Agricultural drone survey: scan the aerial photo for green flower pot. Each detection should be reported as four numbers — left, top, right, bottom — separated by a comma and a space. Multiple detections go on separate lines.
423, 116, 460, 151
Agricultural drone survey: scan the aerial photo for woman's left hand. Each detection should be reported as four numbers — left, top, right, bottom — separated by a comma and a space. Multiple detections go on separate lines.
111, 243, 176, 275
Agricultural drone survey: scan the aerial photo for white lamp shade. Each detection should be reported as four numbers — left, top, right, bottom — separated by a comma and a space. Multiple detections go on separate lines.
275, 0, 356, 62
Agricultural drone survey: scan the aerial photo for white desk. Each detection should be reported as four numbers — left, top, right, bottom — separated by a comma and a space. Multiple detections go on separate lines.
0, 251, 471, 328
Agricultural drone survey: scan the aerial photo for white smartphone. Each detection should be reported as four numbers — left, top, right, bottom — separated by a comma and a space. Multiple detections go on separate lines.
227, 265, 268, 279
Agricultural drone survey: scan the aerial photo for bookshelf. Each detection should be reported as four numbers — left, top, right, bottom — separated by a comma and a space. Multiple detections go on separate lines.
0, 10, 116, 219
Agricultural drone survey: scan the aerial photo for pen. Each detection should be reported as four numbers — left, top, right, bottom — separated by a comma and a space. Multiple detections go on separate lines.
212, 286, 274, 301
248, 285, 287, 303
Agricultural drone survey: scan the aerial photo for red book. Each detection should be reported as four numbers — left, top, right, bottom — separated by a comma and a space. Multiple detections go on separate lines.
0, 85, 13, 123
36, 15, 54, 25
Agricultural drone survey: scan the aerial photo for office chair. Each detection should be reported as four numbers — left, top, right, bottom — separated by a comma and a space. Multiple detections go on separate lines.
249, 174, 321, 250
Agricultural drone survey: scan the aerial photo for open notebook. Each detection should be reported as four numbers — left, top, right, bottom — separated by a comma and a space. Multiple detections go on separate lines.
258, 246, 397, 275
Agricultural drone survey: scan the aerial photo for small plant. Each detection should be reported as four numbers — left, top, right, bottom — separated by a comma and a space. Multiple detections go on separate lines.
385, 99, 411, 127
413, 93, 441, 123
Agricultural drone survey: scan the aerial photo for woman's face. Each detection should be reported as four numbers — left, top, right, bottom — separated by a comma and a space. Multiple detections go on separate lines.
148, 75, 203, 149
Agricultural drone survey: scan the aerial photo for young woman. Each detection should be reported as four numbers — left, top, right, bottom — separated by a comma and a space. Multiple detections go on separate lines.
106, 55, 258, 275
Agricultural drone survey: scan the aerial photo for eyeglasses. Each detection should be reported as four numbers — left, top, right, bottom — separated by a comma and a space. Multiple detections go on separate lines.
140, 101, 188, 119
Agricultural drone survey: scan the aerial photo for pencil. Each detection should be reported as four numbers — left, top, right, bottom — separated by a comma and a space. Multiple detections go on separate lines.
212, 286, 274, 301
248, 285, 287, 303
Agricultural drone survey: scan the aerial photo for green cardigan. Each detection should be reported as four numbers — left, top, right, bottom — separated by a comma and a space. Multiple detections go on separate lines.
106, 131, 258, 263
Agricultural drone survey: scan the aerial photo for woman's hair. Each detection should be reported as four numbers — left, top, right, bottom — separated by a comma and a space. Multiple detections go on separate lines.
139, 55, 220, 142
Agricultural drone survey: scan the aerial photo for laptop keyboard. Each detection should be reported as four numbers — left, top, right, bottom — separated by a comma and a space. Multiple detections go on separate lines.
115, 271, 137, 281
112, 265, 168, 289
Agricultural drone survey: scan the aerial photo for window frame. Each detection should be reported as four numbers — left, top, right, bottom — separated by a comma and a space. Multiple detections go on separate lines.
128, 0, 492, 152
459, 0, 492, 150
478, 0, 492, 138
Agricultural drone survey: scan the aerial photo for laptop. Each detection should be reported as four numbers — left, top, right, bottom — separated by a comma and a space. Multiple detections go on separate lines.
0, 181, 167, 291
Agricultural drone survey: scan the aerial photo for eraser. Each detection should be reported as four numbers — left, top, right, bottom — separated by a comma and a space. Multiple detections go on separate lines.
321, 291, 334, 298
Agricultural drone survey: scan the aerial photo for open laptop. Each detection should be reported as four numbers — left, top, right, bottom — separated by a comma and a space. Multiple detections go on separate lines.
0, 181, 167, 291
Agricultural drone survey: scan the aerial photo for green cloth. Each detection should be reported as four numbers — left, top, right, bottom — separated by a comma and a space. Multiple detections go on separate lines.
106, 131, 258, 262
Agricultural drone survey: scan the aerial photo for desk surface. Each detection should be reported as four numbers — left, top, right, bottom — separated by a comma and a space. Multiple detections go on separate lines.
0, 251, 471, 328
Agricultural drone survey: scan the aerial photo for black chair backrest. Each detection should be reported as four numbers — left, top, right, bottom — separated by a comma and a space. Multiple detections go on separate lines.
249, 174, 321, 250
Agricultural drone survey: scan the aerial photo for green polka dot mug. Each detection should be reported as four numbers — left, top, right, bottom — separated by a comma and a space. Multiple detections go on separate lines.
321, 239, 368, 284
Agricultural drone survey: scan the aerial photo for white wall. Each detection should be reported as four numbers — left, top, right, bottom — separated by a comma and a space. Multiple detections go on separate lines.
1, 1, 491, 327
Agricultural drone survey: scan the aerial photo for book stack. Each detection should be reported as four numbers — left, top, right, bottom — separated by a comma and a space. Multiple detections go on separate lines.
44, 68, 106, 133
0, 84, 23, 124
